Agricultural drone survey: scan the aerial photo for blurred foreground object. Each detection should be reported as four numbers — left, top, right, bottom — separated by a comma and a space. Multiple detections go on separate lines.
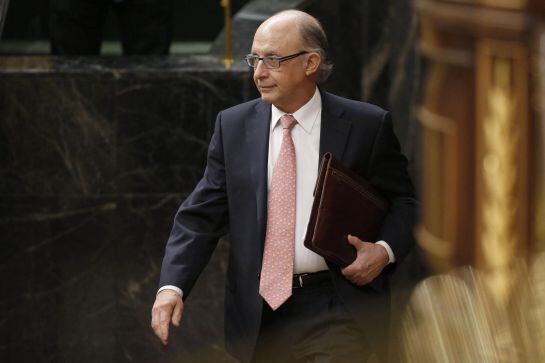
415, 0, 545, 293
404, 0, 545, 361
402, 255, 545, 362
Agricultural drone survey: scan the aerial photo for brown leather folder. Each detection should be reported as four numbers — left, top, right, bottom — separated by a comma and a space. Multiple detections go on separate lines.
304, 153, 389, 267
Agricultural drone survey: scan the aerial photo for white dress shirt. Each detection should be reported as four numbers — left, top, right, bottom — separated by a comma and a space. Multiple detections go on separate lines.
268, 88, 327, 273
159, 87, 394, 296
269, 88, 394, 273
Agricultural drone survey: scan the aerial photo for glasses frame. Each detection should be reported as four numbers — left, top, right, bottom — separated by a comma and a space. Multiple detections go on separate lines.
244, 51, 309, 69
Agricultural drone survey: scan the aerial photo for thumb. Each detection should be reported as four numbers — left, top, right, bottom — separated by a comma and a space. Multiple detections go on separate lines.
171, 298, 183, 327
347, 234, 363, 249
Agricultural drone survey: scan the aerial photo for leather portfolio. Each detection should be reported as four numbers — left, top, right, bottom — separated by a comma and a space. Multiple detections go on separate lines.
304, 152, 389, 267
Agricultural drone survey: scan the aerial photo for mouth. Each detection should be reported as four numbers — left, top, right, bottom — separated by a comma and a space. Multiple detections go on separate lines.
258, 85, 275, 92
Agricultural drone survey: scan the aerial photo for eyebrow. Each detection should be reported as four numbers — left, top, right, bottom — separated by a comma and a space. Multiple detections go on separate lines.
250, 51, 279, 57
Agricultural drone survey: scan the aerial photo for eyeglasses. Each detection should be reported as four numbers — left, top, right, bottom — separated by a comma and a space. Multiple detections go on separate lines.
244, 51, 309, 69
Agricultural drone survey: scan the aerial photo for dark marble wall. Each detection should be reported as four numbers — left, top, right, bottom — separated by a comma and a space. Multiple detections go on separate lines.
0, 56, 254, 363
0, 1, 423, 362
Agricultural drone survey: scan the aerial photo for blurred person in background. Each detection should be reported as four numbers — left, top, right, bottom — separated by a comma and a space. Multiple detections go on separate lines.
50, 0, 173, 55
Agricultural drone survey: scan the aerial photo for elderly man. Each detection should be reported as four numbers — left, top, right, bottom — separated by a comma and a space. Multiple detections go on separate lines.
152, 9, 417, 363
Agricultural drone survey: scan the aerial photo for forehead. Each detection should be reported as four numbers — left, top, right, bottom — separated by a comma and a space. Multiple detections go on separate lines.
251, 21, 302, 54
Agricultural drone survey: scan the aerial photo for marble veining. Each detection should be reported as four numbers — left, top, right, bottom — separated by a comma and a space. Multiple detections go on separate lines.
0, 54, 253, 362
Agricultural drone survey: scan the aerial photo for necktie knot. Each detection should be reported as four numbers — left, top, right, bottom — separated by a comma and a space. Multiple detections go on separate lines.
280, 114, 297, 131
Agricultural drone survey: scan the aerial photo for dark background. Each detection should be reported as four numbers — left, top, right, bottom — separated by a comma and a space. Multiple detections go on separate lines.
2, 0, 251, 41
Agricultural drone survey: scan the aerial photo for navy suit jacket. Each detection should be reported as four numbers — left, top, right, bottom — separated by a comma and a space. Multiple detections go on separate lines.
159, 91, 417, 362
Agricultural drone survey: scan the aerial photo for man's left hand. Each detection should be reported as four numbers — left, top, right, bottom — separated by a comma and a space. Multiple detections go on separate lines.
341, 235, 389, 286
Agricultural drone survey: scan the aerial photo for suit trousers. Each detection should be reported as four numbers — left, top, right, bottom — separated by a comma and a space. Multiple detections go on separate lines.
252, 273, 371, 363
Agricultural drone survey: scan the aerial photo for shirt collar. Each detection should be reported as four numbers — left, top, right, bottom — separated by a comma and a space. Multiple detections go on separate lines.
270, 87, 321, 134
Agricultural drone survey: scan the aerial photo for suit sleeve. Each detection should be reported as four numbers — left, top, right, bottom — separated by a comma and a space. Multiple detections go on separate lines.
158, 112, 229, 298
367, 112, 418, 264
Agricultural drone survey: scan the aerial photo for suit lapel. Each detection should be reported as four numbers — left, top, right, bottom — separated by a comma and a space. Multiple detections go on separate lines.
319, 92, 352, 162
245, 101, 271, 248
244, 93, 351, 252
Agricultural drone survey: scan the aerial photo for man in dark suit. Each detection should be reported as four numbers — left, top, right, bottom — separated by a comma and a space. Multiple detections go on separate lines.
151, 9, 417, 363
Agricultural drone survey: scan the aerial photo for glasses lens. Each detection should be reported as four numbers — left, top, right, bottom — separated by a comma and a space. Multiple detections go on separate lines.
245, 55, 256, 67
264, 57, 280, 69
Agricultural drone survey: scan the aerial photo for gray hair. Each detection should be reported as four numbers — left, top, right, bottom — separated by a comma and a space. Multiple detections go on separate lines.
298, 17, 333, 83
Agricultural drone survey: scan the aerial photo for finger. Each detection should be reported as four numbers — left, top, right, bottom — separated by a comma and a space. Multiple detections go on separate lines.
159, 325, 168, 345
159, 309, 172, 345
351, 275, 368, 286
358, 275, 370, 286
151, 308, 157, 329
341, 266, 352, 276
171, 299, 183, 327
341, 262, 358, 277
346, 234, 363, 249
151, 307, 162, 337
151, 318, 166, 345
153, 325, 166, 345
356, 279, 368, 286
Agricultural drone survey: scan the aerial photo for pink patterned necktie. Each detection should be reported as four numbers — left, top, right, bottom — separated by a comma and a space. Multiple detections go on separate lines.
259, 114, 297, 310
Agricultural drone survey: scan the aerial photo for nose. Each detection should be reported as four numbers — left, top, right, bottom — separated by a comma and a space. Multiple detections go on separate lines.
253, 59, 268, 79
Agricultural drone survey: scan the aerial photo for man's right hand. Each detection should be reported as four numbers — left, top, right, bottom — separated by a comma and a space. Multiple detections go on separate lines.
151, 290, 184, 345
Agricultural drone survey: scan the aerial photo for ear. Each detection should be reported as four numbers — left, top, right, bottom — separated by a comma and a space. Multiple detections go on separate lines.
304, 52, 321, 77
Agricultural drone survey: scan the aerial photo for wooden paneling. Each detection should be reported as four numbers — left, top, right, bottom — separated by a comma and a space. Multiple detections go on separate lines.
416, 0, 540, 279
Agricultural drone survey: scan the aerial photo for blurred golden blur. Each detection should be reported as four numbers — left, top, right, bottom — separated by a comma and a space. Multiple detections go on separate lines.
403, 0, 545, 361
402, 255, 545, 362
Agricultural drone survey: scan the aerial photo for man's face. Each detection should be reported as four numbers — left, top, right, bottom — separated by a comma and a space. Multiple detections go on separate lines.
250, 21, 311, 113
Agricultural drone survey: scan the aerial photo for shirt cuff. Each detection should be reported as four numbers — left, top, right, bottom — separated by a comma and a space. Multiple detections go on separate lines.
158, 285, 183, 298
375, 240, 395, 264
